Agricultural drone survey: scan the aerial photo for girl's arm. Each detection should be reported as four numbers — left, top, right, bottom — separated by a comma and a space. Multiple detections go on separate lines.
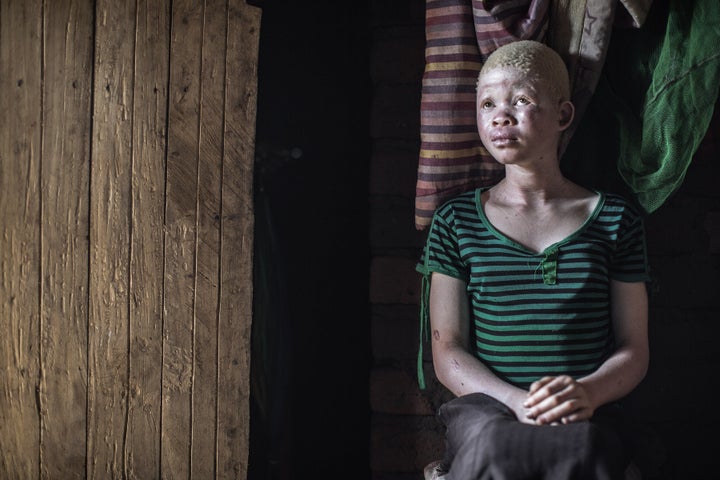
430, 272, 532, 423
524, 280, 649, 424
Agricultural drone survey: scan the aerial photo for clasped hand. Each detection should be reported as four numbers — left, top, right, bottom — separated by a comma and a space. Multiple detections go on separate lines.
521, 375, 595, 425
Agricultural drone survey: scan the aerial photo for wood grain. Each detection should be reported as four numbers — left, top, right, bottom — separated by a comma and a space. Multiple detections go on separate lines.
192, 0, 227, 476
218, 1, 261, 477
127, 0, 170, 478
0, 1, 260, 477
88, 1, 135, 477
163, 0, 203, 477
39, 0, 93, 477
0, 0, 42, 477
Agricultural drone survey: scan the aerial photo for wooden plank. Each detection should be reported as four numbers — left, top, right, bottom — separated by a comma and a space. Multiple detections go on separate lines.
217, 1, 261, 477
126, 1, 170, 478
162, 0, 203, 477
39, 0, 93, 477
192, 0, 228, 477
0, 0, 42, 477
87, 1, 135, 478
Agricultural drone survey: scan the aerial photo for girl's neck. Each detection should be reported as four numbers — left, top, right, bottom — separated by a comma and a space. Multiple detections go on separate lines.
496, 164, 574, 205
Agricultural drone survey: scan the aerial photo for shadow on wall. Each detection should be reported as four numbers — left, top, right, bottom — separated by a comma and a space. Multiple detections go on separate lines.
249, 2, 372, 480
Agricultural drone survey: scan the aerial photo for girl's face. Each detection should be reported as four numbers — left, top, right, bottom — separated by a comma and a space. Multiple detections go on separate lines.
476, 67, 572, 167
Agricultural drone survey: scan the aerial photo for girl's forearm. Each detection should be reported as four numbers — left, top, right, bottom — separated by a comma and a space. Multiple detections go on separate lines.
579, 345, 649, 409
433, 344, 527, 414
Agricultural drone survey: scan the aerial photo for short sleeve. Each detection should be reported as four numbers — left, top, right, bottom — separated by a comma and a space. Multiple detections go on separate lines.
610, 202, 650, 282
415, 203, 469, 390
416, 205, 468, 281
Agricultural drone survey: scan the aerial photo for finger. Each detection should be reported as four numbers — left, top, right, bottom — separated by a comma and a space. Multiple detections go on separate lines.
560, 409, 593, 424
526, 393, 567, 421
526, 383, 587, 419
534, 399, 585, 425
528, 376, 554, 395
524, 377, 562, 407
524, 376, 572, 407
533, 387, 594, 425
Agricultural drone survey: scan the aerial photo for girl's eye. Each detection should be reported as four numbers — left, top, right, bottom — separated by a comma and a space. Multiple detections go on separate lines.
481, 101, 494, 109
516, 97, 530, 105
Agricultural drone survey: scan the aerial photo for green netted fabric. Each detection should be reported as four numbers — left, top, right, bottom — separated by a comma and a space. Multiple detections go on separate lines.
614, 0, 720, 213
562, 0, 720, 213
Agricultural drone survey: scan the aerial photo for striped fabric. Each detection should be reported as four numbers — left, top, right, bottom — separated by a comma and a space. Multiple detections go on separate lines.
416, 0, 550, 229
415, 0, 643, 229
417, 189, 649, 388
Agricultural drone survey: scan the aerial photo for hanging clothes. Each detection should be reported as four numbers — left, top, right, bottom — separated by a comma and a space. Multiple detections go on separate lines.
612, 0, 720, 213
414, 0, 653, 229
561, 0, 720, 214
415, 0, 550, 230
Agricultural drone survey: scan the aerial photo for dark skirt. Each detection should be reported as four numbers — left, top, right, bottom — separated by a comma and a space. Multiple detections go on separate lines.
438, 393, 633, 480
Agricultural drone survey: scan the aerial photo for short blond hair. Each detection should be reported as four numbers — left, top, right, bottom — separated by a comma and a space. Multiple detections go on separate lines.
479, 40, 570, 102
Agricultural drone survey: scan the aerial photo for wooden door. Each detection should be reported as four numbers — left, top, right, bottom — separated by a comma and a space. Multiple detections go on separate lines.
0, 1, 260, 478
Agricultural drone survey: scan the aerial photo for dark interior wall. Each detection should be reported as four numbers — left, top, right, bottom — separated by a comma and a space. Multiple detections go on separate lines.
634, 105, 720, 478
250, 1, 371, 479
249, 1, 720, 479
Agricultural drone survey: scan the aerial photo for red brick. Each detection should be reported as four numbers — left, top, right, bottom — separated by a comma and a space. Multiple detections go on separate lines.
370, 366, 434, 416
370, 256, 421, 304
371, 304, 419, 361
369, 141, 419, 197
370, 196, 427, 249
370, 414, 444, 473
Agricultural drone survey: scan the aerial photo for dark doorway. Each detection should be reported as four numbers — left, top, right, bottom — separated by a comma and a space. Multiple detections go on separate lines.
250, 2, 371, 479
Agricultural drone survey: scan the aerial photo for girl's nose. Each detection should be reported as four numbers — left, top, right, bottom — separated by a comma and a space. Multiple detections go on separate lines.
492, 110, 514, 126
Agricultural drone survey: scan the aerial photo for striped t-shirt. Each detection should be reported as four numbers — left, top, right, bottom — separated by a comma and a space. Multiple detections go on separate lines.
417, 189, 649, 389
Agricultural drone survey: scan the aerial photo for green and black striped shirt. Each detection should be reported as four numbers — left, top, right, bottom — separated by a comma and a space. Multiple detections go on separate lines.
417, 189, 649, 389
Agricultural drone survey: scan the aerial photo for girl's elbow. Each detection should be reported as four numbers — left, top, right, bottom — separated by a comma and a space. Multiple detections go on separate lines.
631, 345, 650, 384
432, 347, 463, 387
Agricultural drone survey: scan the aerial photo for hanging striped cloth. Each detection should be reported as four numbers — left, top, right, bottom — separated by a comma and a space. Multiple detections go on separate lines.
415, 0, 550, 230
415, 0, 643, 229
414, 0, 655, 389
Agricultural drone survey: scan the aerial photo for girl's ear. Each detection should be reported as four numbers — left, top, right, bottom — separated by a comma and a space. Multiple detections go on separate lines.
558, 100, 574, 131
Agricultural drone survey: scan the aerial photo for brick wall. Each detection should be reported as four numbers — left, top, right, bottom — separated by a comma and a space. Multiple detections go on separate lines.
367, 1, 720, 479
367, 2, 443, 478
